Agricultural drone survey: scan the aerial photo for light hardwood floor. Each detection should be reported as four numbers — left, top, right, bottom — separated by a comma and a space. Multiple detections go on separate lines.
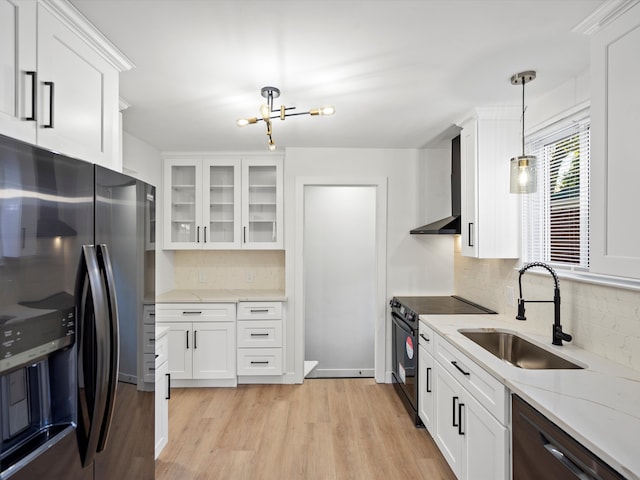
156, 378, 456, 480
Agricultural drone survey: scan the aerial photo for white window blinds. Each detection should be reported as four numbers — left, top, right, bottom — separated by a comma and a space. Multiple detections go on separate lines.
522, 116, 590, 270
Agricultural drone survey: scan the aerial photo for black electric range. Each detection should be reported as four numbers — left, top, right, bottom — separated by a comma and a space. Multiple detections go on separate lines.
389, 295, 495, 426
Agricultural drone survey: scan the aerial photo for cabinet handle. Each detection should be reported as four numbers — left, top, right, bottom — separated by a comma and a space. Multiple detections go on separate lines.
458, 403, 465, 435
43, 81, 54, 128
243, 226, 246, 243
468, 222, 474, 247
451, 360, 471, 377
194, 330, 197, 349
182, 311, 202, 315
250, 309, 270, 313
452, 396, 459, 427
149, 312, 156, 317
25, 71, 37, 121
419, 333, 430, 343
166, 373, 171, 400
186, 330, 189, 349
250, 361, 270, 365
149, 338, 156, 343
426, 367, 432, 393
203, 226, 207, 243
250, 333, 270, 337
197, 226, 200, 243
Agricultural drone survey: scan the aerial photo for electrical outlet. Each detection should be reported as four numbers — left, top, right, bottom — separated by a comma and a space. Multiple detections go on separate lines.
245, 271, 254, 283
506, 286, 515, 307
198, 270, 207, 283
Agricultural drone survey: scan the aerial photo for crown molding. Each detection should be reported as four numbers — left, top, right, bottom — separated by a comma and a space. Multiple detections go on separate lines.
572, 0, 640, 35
39, 0, 135, 72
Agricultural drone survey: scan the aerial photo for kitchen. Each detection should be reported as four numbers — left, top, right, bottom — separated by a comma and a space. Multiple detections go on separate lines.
1, 0, 639, 479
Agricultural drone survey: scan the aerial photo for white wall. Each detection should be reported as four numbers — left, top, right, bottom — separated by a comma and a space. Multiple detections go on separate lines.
454, 71, 640, 372
122, 131, 174, 295
284, 147, 454, 382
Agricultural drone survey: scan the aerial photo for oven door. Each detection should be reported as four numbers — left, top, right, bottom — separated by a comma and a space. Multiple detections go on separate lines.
391, 312, 417, 409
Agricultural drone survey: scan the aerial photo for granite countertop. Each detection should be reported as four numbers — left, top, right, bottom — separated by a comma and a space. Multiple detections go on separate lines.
419, 313, 640, 480
156, 289, 287, 303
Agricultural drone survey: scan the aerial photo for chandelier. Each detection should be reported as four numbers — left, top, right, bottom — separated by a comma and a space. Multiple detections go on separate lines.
236, 86, 335, 151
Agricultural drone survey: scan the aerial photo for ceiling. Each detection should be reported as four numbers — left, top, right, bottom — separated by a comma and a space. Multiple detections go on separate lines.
70, 0, 604, 152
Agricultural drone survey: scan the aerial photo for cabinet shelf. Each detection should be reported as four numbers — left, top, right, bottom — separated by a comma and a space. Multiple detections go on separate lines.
172, 185, 196, 189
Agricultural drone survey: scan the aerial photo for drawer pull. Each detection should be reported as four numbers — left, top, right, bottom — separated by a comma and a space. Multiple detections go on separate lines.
250, 333, 270, 337
182, 311, 202, 315
149, 367, 156, 371
250, 361, 270, 365
250, 309, 270, 313
451, 360, 471, 377
149, 338, 156, 342
149, 312, 156, 317
419, 333, 430, 343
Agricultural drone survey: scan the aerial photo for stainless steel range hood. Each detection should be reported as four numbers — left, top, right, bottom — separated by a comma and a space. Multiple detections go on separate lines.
411, 134, 461, 235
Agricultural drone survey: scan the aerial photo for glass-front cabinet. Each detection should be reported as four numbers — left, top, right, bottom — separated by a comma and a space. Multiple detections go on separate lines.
163, 156, 283, 250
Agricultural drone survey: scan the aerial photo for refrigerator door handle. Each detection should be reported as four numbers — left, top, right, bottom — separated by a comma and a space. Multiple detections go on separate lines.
95, 244, 120, 453
75, 245, 111, 468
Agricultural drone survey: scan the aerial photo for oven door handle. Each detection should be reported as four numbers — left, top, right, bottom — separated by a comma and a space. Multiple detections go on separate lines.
391, 312, 415, 336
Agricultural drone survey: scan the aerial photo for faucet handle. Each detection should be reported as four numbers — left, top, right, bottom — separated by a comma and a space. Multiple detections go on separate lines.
516, 299, 527, 320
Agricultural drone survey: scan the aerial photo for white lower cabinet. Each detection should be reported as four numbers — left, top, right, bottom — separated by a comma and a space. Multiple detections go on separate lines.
237, 301, 283, 378
157, 303, 236, 387
420, 321, 508, 480
155, 327, 169, 459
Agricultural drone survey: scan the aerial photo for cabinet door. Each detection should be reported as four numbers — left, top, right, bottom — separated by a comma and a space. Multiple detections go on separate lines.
0, 0, 36, 143
36, 4, 119, 168
590, 3, 640, 278
192, 322, 236, 379
460, 118, 477, 257
241, 157, 283, 249
203, 158, 241, 248
418, 344, 435, 434
164, 160, 203, 249
462, 392, 508, 480
164, 322, 193, 379
433, 363, 465, 477
155, 360, 169, 459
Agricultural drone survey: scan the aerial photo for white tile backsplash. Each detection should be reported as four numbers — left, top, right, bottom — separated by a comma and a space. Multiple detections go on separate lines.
454, 245, 640, 372
173, 250, 285, 290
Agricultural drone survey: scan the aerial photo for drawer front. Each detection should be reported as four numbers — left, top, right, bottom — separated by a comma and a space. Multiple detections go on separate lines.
418, 321, 435, 356
156, 331, 169, 367
143, 304, 155, 325
143, 353, 155, 383
143, 324, 156, 354
237, 348, 283, 376
156, 303, 236, 322
237, 302, 282, 320
237, 320, 282, 348
435, 334, 507, 424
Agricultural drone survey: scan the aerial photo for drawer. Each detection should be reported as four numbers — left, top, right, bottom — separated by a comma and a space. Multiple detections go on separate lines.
237, 320, 282, 348
143, 353, 155, 383
156, 331, 168, 367
143, 304, 155, 325
237, 302, 282, 320
418, 321, 435, 356
237, 348, 283, 376
435, 334, 507, 424
143, 324, 155, 354
156, 303, 236, 322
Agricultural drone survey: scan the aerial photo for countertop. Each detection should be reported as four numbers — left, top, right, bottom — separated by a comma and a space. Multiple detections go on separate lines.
420, 313, 640, 480
156, 289, 287, 303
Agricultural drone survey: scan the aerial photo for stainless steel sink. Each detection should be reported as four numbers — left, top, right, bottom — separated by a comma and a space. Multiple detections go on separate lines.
458, 329, 584, 370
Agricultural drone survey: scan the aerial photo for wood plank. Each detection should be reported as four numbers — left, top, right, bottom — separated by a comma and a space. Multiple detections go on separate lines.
156, 379, 456, 480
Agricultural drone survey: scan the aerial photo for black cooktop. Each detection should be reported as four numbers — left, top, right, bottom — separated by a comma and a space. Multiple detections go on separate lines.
393, 295, 496, 315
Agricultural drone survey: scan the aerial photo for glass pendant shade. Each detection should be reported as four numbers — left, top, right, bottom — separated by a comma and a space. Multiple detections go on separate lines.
510, 155, 537, 193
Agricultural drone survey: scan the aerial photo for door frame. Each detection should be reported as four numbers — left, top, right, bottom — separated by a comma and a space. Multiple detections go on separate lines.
294, 177, 387, 383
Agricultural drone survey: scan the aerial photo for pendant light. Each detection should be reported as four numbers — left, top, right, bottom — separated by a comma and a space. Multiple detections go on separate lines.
510, 71, 537, 194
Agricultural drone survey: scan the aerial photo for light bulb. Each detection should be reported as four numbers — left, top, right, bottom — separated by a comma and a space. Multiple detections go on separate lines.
236, 117, 256, 127
260, 104, 271, 120
518, 167, 529, 187
310, 105, 336, 116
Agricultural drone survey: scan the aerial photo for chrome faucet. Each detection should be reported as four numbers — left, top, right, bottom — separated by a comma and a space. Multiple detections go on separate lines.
516, 262, 572, 346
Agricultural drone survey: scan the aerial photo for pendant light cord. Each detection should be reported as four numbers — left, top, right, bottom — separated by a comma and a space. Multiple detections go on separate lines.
521, 77, 526, 156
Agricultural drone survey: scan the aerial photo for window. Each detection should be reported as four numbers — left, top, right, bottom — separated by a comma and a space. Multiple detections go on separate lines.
521, 114, 590, 271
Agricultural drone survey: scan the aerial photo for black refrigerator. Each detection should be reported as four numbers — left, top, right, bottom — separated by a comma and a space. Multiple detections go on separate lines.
0, 133, 155, 479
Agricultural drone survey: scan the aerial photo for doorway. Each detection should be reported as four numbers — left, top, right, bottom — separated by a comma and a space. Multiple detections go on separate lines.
295, 178, 387, 382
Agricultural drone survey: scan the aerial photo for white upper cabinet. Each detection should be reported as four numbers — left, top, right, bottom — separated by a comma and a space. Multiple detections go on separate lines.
164, 155, 283, 250
590, 2, 640, 279
0, 0, 133, 169
458, 107, 520, 258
